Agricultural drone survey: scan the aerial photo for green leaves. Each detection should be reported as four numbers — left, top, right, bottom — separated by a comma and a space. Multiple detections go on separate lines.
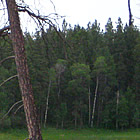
1, 18, 139, 129
48, 68, 56, 82
93, 56, 107, 75
70, 63, 90, 80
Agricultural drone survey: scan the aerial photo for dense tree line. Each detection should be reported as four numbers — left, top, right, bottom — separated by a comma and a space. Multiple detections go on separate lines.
0, 18, 139, 130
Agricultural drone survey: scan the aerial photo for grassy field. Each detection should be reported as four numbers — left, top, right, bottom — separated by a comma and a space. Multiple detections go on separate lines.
0, 128, 139, 140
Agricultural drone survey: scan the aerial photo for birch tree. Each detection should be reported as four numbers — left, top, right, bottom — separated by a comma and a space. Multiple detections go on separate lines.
44, 67, 56, 127
91, 56, 107, 127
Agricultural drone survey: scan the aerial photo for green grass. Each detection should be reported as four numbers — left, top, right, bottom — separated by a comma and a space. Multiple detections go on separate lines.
0, 128, 139, 140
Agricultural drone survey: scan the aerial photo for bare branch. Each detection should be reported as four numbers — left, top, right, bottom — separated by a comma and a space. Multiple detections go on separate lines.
14, 104, 24, 114
0, 75, 18, 87
135, 16, 140, 20
0, 8, 6, 10
17, 4, 72, 60
17, 5, 64, 24
0, 26, 10, 36
1, 100, 23, 120
128, 0, 133, 26
0, 0, 4, 5
0, 56, 15, 65
50, 0, 56, 11
17, 5, 72, 52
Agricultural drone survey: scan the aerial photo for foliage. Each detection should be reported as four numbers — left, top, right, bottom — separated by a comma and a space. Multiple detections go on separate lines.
0, 18, 139, 129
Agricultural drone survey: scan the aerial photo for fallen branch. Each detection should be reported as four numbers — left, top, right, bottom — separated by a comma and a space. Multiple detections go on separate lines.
0, 56, 15, 65
0, 75, 18, 87
1, 100, 23, 120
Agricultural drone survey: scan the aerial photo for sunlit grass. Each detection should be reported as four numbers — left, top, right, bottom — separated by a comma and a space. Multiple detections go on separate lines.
0, 128, 139, 140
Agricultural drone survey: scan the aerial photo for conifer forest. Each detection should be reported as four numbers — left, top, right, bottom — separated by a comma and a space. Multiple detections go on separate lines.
0, 18, 140, 130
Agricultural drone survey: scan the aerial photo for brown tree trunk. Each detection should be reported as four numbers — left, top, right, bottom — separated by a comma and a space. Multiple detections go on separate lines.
116, 90, 120, 130
5, 0, 42, 139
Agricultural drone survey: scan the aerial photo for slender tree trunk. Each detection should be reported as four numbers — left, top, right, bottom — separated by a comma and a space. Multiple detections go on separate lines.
97, 101, 101, 127
80, 112, 83, 128
116, 90, 119, 130
74, 115, 77, 128
58, 74, 61, 98
91, 76, 99, 128
63, 41, 68, 60
5, 0, 42, 139
61, 120, 64, 129
88, 86, 91, 125
44, 80, 52, 127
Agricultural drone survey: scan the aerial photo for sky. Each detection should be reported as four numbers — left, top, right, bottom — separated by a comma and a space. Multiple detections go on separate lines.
0, 0, 140, 32
52, 0, 139, 28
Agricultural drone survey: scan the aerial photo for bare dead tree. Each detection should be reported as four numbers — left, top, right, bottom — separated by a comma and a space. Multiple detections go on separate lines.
5, 0, 43, 139
0, 0, 66, 139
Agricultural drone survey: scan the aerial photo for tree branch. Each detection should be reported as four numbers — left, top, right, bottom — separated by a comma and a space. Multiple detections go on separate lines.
0, 26, 10, 37
0, 56, 15, 65
1, 100, 23, 120
18, 5, 72, 57
0, 75, 18, 87
18, 5, 63, 22
128, 0, 133, 26
14, 104, 24, 114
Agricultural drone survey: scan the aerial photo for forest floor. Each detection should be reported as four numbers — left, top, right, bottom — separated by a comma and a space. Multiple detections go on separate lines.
0, 128, 139, 140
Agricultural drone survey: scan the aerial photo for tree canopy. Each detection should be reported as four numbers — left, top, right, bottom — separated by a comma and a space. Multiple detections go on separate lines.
0, 17, 140, 130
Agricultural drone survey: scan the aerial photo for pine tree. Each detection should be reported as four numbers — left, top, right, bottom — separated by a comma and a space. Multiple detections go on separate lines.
5, 0, 42, 139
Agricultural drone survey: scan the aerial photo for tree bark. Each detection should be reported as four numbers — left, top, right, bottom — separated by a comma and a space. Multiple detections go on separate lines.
5, 0, 42, 139
88, 86, 91, 125
91, 76, 99, 127
74, 114, 77, 128
116, 90, 119, 130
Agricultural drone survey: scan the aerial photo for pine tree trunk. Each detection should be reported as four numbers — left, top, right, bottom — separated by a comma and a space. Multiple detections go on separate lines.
74, 115, 77, 128
5, 0, 42, 139
61, 120, 64, 129
91, 76, 99, 127
116, 90, 119, 130
88, 86, 91, 125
